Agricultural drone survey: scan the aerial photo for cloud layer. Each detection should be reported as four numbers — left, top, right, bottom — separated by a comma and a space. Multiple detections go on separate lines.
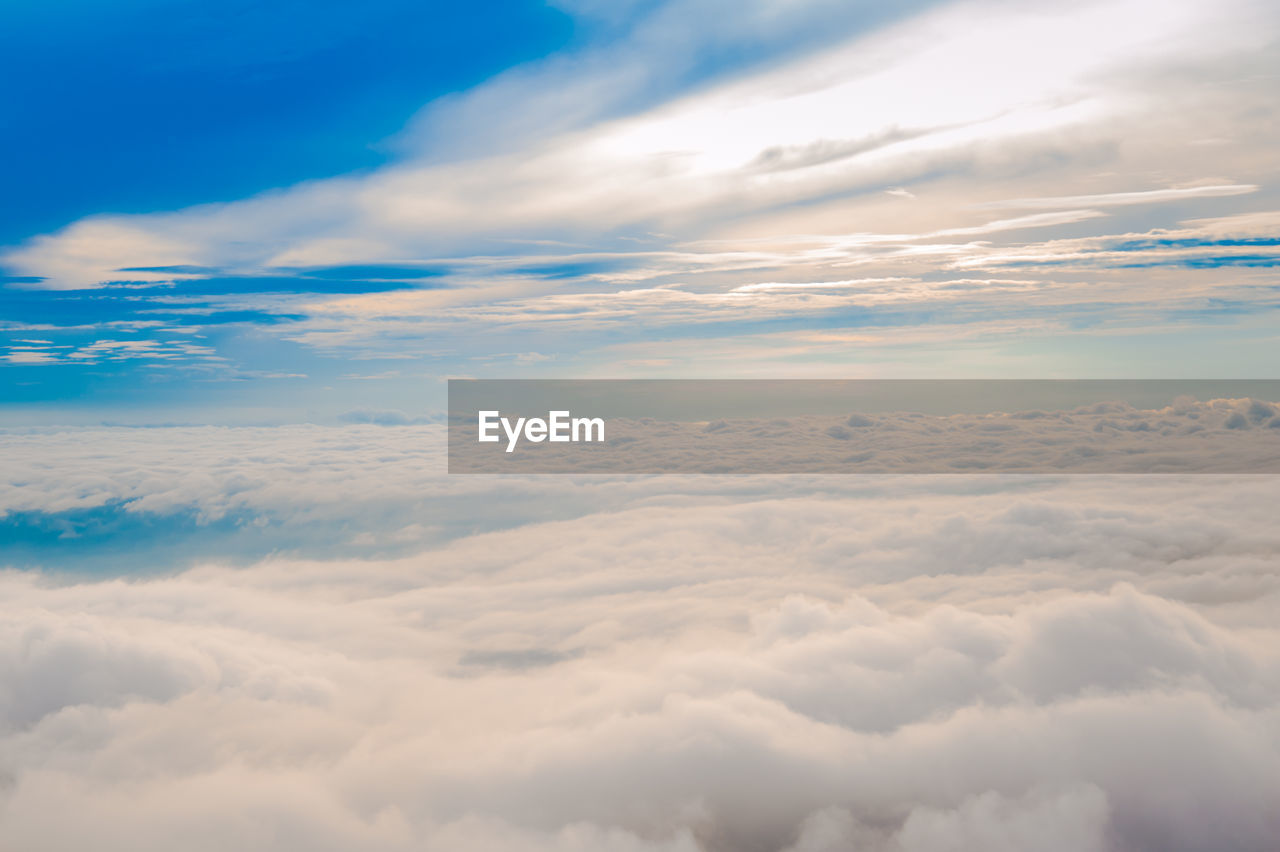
2, 426, 1280, 850
3, 0, 1278, 388
4, 1, 1280, 845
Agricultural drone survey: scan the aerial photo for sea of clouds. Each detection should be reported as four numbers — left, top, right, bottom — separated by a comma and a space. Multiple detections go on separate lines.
2, 425, 1279, 851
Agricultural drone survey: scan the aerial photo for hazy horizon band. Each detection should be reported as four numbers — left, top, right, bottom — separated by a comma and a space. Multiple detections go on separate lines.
449, 380, 1280, 473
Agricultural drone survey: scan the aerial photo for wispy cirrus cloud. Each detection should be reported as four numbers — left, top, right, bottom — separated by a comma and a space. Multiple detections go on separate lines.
977, 184, 1260, 211
2, 0, 1278, 400
4, 0, 1274, 292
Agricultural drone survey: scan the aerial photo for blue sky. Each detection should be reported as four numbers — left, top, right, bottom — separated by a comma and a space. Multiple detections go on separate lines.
3, 0, 1279, 422
0, 0, 575, 244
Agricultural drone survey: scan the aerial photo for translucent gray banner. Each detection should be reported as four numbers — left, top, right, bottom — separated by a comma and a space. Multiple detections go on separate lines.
448, 380, 1280, 474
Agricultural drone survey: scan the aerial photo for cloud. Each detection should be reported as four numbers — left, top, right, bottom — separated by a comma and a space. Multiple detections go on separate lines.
14, 203, 1273, 375
1, 431, 1279, 849
731, 278, 914, 293
5, 349, 61, 364
2, 0, 1277, 385
978, 184, 1259, 210
336, 409, 436, 426
2, 425, 1280, 848
5, 2, 1280, 846
4, 0, 1274, 292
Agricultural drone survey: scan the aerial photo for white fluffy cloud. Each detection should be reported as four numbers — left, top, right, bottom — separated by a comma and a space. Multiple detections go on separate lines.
1, 427, 1279, 850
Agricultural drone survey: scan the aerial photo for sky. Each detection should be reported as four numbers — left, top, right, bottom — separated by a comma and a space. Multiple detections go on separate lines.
2, 0, 1278, 423
3, 3, 1280, 851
